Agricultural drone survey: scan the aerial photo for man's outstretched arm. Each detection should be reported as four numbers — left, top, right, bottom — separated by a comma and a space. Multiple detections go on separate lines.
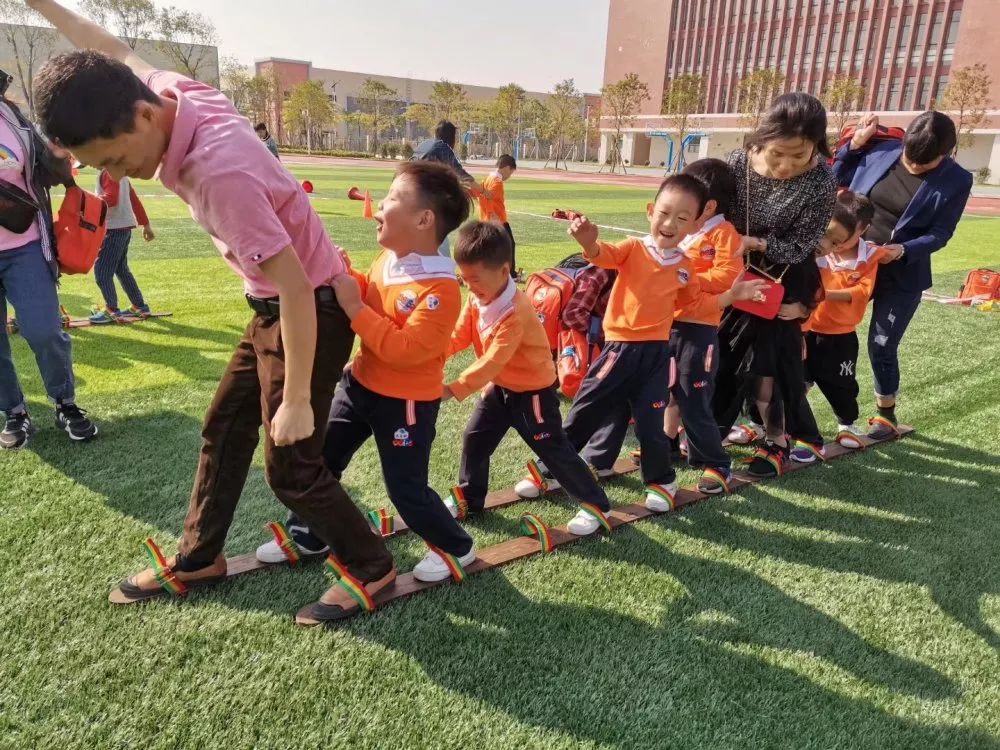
27, 0, 155, 77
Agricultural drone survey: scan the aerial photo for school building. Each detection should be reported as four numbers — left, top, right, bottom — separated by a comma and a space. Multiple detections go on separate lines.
600, 0, 1000, 175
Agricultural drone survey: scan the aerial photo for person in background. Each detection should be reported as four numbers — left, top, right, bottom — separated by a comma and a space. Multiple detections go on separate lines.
255, 122, 279, 159
832, 111, 972, 438
478, 154, 518, 277
89, 169, 154, 323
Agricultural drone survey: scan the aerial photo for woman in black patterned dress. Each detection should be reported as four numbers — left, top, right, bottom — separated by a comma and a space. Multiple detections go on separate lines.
713, 93, 837, 477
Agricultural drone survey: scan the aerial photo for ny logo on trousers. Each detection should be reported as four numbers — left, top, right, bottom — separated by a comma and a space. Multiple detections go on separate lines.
840, 360, 855, 377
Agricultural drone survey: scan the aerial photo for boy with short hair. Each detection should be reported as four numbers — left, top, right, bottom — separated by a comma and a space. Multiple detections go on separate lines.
446, 221, 613, 535
255, 122, 279, 158
31, 0, 395, 617
479, 154, 517, 277
802, 191, 882, 450
256, 161, 479, 585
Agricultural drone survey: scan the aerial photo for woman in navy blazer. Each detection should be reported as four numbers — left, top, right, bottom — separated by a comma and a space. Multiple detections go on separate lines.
832, 111, 972, 438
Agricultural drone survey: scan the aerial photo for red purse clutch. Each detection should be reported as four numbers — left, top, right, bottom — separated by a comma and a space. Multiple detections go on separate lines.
731, 266, 786, 319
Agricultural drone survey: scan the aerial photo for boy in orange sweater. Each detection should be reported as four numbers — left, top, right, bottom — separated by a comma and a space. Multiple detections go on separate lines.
445, 221, 613, 535
802, 191, 882, 451
255, 161, 477, 588
479, 154, 517, 277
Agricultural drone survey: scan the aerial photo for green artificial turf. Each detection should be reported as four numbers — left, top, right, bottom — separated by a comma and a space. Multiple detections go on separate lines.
1, 164, 998, 748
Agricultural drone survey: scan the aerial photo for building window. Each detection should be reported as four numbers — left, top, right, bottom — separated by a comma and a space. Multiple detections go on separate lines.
888, 81, 900, 109
876, 81, 887, 110
943, 10, 960, 63
902, 76, 916, 109
934, 75, 949, 102
928, 11, 943, 50
883, 18, 898, 66
918, 75, 932, 108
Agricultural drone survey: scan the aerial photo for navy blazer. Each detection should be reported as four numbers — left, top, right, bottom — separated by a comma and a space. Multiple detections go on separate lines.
832, 140, 972, 293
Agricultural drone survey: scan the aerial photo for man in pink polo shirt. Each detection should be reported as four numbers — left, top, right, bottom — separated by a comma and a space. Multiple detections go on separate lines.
29, 0, 396, 620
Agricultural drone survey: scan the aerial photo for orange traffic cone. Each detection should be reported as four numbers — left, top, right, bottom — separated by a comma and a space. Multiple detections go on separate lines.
363, 191, 374, 219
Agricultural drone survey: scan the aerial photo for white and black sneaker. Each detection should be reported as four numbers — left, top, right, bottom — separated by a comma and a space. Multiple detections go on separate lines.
55, 402, 98, 441
1, 410, 35, 450
255, 524, 330, 564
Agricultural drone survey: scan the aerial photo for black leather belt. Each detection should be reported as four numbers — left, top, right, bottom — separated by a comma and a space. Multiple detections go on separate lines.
246, 286, 335, 316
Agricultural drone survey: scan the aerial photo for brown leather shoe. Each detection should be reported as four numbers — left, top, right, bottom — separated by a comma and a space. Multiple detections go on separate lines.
295, 566, 397, 626
109, 554, 227, 604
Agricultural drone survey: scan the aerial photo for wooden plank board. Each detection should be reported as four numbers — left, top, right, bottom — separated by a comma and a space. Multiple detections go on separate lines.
65, 312, 173, 329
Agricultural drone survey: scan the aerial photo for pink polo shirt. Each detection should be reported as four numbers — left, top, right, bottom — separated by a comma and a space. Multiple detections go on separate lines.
0, 115, 41, 251
145, 70, 344, 297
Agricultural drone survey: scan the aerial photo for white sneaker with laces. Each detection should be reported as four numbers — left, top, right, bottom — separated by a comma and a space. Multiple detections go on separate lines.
645, 482, 679, 512
413, 544, 477, 582
837, 423, 866, 449
255, 527, 328, 564
727, 421, 764, 445
567, 507, 609, 536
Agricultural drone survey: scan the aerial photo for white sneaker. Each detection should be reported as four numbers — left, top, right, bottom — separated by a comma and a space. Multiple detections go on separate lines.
444, 497, 459, 518
514, 461, 560, 498
254, 528, 329, 564
413, 543, 477, 582
837, 423, 866, 449
645, 482, 679, 512
727, 421, 764, 445
567, 507, 609, 536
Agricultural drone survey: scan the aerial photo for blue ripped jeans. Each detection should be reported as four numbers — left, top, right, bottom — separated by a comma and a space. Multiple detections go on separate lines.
867, 289, 921, 399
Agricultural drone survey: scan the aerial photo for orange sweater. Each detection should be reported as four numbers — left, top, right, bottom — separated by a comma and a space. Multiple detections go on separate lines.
591, 235, 701, 342
674, 215, 744, 327
478, 171, 508, 223
805, 240, 886, 335
351, 250, 462, 400
447, 280, 555, 401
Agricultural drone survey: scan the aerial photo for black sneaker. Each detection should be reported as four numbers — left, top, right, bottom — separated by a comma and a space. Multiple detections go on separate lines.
1, 410, 35, 450
867, 415, 899, 441
746, 440, 788, 478
55, 402, 98, 441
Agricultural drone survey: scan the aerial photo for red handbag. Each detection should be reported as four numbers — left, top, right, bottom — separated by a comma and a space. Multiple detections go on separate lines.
732, 265, 786, 319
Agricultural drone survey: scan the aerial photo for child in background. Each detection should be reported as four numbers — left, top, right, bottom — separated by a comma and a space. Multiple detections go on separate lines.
89, 169, 154, 323
446, 221, 614, 535
800, 191, 881, 451
479, 154, 517, 277
255, 122, 280, 159
255, 161, 478, 583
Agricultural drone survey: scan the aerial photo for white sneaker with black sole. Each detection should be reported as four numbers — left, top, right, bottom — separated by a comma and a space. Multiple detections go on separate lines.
836, 423, 866, 449
255, 524, 330, 564
1, 410, 35, 450
413, 543, 477, 582
55, 402, 97, 441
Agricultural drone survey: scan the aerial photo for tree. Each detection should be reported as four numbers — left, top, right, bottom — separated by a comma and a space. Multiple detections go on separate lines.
220, 56, 252, 114
79, 0, 156, 50
600, 73, 650, 174
428, 80, 469, 123
737, 69, 786, 130
661, 74, 705, 172
0, 0, 57, 119
485, 83, 527, 155
244, 70, 281, 135
284, 80, 339, 153
822, 75, 867, 139
405, 103, 437, 135
942, 63, 993, 154
156, 6, 219, 85
357, 79, 400, 154
541, 79, 586, 169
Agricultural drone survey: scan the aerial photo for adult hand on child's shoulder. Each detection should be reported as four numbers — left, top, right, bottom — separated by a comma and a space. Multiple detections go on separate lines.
332, 273, 364, 317
878, 244, 904, 263
270, 400, 315, 446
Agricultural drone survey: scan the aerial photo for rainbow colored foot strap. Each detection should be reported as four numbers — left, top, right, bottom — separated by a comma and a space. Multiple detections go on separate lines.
520, 513, 554, 553
793, 440, 826, 462
265, 521, 302, 564
836, 429, 866, 449
59, 305, 71, 330
748, 447, 784, 476
646, 483, 677, 511
325, 556, 375, 611
702, 467, 731, 494
426, 543, 466, 582
526, 460, 549, 492
868, 416, 900, 437
580, 502, 612, 533
449, 487, 468, 521
143, 538, 188, 597
367, 508, 396, 537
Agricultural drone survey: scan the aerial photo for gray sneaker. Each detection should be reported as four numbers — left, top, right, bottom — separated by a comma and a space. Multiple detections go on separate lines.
1, 410, 34, 450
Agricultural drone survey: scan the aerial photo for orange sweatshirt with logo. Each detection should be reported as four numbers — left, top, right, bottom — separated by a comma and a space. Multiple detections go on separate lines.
446, 280, 555, 401
478, 171, 508, 223
591, 235, 703, 342
805, 241, 886, 335
350, 250, 462, 400
674, 215, 744, 327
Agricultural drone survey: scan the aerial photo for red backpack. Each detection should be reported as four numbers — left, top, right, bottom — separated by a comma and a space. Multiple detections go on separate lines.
958, 268, 1000, 301
830, 124, 906, 163
525, 267, 578, 351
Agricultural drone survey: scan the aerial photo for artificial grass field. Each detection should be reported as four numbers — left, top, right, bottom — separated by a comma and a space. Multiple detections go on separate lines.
1, 164, 998, 748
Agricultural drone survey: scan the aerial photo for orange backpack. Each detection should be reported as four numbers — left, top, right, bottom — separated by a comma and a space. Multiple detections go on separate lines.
53, 185, 108, 274
958, 268, 1000, 301
556, 327, 601, 399
525, 267, 578, 351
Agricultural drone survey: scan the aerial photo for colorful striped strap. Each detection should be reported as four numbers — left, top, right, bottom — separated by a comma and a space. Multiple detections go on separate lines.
701, 467, 731, 494
426, 543, 466, 582
449, 487, 468, 521
749, 447, 784, 476
579, 502, 611, 533
646, 483, 677, 511
868, 416, 900, 437
793, 440, 826, 462
142, 538, 188, 597
325, 556, 375, 611
520, 513, 554, 553
836, 429, 866, 448
265, 521, 301, 564
526, 459, 548, 492
367, 508, 395, 537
